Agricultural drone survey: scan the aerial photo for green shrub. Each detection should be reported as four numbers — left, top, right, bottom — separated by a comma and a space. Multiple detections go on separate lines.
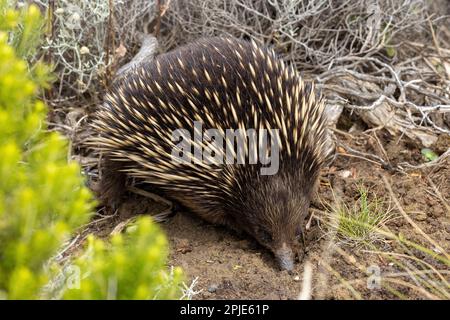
0, 2, 182, 300
0, 2, 92, 299
63, 218, 183, 300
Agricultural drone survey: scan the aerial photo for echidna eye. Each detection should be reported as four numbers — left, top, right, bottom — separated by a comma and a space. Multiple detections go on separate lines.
295, 227, 302, 239
258, 229, 272, 243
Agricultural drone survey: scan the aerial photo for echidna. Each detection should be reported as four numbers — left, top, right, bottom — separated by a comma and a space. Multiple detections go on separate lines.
90, 37, 330, 271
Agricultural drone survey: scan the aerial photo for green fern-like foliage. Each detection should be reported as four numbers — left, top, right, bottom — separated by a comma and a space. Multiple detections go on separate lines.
0, 2, 183, 300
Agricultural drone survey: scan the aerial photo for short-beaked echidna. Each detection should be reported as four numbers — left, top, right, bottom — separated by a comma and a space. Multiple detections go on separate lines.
89, 37, 330, 271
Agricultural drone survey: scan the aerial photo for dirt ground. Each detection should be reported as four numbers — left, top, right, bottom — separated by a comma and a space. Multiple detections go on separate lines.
88, 129, 447, 300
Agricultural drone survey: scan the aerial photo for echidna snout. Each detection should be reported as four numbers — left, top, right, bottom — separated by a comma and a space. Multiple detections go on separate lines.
275, 243, 295, 272
236, 174, 313, 271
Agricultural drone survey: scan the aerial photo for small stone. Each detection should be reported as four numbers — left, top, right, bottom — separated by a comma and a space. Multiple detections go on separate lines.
80, 46, 90, 55
415, 213, 427, 221
293, 276, 300, 282
208, 284, 218, 293
339, 170, 352, 178
175, 238, 192, 254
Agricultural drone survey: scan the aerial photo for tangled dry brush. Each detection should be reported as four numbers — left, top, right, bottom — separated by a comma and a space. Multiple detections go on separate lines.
36, 0, 449, 168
